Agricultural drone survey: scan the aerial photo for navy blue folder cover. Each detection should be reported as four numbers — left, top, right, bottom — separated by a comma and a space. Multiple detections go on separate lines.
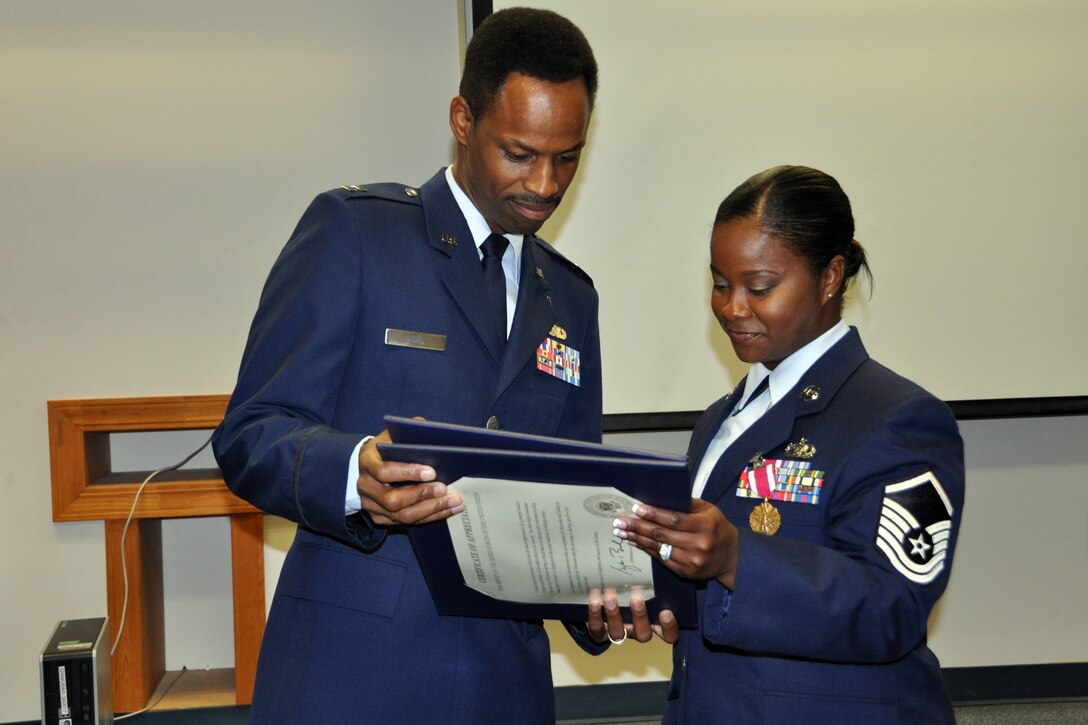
379, 416, 697, 626
384, 415, 684, 461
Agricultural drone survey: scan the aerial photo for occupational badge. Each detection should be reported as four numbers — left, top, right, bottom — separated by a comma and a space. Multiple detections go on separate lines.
784, 437, 816, 459
875, 471, 954, 584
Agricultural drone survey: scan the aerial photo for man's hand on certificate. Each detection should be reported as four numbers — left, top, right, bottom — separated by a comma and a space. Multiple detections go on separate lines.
587, 589, 679, 646
357, 429, 464, 526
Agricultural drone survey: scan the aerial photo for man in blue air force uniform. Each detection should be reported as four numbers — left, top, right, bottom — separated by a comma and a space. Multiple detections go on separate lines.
212, 9, 604, 723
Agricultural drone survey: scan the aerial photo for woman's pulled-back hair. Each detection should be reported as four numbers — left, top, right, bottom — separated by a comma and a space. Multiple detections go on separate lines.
714, 165, 871, 296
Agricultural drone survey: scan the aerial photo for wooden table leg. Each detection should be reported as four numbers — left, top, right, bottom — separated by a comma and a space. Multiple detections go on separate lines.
104, 518, 165, 713
230, 512, 265, 705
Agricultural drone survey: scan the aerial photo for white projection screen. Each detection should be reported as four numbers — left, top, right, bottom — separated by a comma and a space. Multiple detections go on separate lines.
493, 0, 1088, 417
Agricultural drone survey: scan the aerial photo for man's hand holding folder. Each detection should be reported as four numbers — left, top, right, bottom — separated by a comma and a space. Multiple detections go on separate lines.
357, 427, 463, 526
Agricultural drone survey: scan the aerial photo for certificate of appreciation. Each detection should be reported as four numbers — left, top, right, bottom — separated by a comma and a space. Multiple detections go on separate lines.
378, 416, 696, 625
449, 478, 654, 606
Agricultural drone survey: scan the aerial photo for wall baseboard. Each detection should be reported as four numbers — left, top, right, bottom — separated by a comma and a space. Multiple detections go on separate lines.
554, 663, 1088, 721
942, 662, 1088, 703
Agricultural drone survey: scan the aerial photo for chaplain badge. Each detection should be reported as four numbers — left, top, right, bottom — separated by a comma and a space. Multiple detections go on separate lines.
875, 471, 954, 584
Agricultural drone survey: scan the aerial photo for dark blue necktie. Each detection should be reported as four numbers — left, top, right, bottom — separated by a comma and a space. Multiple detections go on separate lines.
481, 234, 509, 347
732, 375, 769, 416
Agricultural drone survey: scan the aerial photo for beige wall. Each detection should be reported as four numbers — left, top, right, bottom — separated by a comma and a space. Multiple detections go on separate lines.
0, 2, 459, 720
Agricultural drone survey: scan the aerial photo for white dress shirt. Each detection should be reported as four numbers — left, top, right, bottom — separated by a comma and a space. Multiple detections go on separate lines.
691, 319, 850, 498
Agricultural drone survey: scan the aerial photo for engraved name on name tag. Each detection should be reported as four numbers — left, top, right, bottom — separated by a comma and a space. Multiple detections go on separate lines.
385, 328, 446, 351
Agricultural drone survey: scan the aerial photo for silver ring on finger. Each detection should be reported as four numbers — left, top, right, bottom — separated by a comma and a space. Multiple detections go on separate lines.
607, 628, 628, 646
659, 543, 673, 562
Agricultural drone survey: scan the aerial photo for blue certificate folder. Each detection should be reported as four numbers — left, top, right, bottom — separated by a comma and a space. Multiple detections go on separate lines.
379, 416, 697, 626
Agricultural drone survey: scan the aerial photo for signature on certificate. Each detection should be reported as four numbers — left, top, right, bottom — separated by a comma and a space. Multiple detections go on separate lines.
608, 536, 643, 575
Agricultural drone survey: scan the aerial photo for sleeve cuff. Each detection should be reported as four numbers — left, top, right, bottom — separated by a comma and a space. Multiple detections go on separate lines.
344, 436, 372, 515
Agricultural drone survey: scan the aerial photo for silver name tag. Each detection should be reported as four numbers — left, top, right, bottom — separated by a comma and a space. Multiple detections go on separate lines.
385, 328, 446, 351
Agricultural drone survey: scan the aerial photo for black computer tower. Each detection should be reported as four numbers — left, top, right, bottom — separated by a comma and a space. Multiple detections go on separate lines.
40, 617, 112, 725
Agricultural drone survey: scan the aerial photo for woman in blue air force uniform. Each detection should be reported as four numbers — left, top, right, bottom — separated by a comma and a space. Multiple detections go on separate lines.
592, 166, 965, 723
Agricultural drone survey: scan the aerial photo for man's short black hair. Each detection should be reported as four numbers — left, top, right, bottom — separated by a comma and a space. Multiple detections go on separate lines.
460, 7, 598, 120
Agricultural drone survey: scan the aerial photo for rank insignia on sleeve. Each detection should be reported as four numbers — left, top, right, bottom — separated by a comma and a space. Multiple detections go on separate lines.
736, 458, 825, 505
536, 337, 581, 386
875, 471, 954, 584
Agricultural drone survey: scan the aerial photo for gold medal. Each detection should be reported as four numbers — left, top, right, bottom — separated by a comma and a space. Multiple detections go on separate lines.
749, 499, 781, 535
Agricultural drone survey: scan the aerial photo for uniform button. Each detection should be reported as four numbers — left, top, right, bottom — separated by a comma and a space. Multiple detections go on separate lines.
486, 416, 500, 430
681, 655, 687, 670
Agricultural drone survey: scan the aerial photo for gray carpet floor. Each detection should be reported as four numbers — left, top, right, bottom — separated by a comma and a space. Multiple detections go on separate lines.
556, 700, 1088, 725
